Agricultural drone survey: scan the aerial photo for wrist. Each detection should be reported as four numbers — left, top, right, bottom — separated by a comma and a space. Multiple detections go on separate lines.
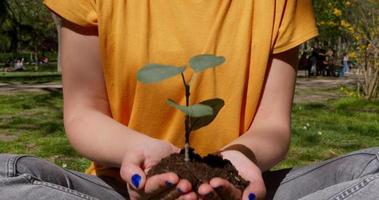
220, 144, 258, 165
217, 144, 262, 173
220, 150, 263, 178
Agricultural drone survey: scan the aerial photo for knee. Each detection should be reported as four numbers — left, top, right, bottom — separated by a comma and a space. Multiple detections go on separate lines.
0, 154, 29, 178
15, 156, 51, 176
0, 154, 54, 179
349, 148, 379, 158
361, 147, 379, 155
358, 148, 379, 175
339, 148, 379, 178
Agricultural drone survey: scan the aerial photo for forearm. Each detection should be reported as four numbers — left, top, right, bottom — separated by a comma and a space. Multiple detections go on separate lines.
221, 48, 298, 172
225, 122, 291, 171
59, 21, 158, 168
64, 106, 154, 167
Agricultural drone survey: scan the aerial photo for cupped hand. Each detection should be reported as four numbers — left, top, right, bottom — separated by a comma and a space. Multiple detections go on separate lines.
119, 138, 197, 200
197, 150, 266, 200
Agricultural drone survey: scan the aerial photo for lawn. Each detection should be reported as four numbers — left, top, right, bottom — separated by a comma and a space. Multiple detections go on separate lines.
0, 91, 89, 171
0, 88, 378, 172
279, 97, 379, 168
0, 71, 61, 84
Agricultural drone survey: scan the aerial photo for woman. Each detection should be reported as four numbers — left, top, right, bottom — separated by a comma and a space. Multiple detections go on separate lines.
1, 0, 378, 200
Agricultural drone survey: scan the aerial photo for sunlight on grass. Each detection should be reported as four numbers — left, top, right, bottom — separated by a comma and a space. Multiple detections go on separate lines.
277, 97, 379, 169
0, 91, 90, 172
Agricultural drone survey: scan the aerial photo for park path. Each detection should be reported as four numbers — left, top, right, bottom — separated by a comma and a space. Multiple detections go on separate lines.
0, 74, 359, 103
293, 74, 358, 103
0, 83, 62, 92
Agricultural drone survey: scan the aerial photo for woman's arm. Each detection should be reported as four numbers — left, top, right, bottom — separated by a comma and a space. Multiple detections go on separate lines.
60, 20, 156, 167
59, 20, 196, 199
199, 47, 298, 200
224, 47, 298, 171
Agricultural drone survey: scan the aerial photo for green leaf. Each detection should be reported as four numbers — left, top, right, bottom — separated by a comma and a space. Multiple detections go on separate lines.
189, 54, 225, 73
166, 99, 213, 117
137, 64, 186, 83
190, 98, 225, 131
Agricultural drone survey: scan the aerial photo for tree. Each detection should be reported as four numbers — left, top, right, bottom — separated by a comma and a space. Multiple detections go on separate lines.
312, 0, 350, 55
51, 13, 62, 72
0, 0, 57, 65
313, 0, 379, 99
0, 0, 8, 24
341, 0, 379, 99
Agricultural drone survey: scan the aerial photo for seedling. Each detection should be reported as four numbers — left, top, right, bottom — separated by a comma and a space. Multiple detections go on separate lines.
137, 54, 225, 161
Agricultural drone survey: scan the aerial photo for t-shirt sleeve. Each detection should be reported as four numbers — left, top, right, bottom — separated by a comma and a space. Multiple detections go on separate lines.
43, 0, 98, 27
273, 0, 319, 54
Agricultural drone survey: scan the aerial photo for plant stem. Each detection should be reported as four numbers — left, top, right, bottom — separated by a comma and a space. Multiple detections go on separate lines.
181, 73, 191, 162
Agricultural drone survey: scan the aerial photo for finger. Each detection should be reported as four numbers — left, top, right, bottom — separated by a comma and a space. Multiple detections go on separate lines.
120, 152, 146, 190
144, 172, 179, 194
176, 179, 193, 194
177, 192, 197, 200
242, 181, 266, 200
198, 183, 213, 195
198, 183, 221, 200
160, 179, 193, 200
209, 177, 242, 200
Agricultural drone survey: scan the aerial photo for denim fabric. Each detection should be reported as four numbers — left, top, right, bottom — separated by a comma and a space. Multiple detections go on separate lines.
269, 148, 379, 200
1, 148, 379, 200
0, 154, 125, 200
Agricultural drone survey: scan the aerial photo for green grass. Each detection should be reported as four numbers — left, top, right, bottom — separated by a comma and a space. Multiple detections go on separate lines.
0, 71, 61, 84
0, 91, 89, 171
0, 91, 378, 172
0, 62, 61, 83
277, 97, 379, 169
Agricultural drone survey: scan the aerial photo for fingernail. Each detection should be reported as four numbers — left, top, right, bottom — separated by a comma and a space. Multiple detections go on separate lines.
176, 188, 183, 193
213, 185, 223, 192
165, 181, 173, 187
213, 185, 223, 190
205, 192, 215, 198
248, 193, 256, 200
131, 174, 141, 188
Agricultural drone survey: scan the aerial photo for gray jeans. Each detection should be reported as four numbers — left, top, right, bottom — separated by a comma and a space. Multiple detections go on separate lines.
0, 148, 379, 200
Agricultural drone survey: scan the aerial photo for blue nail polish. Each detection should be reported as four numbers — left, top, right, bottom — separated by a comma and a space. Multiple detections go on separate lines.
213, 185, 223, 191
176, 188, 183, 193
248, 193, 256, 200
205, 192, 214, 198
165, 181, 173, 187
131, 174, 141, 188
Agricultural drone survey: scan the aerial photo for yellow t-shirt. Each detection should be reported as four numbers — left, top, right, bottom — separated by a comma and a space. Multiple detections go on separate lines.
44, 0, 318, 177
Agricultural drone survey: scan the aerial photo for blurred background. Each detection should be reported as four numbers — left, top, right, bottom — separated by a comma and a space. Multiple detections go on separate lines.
0, 0, 378, 171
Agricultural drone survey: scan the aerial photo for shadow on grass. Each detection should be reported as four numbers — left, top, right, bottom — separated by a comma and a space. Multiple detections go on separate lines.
0, 72, 61, 84
0, 90, 63, 135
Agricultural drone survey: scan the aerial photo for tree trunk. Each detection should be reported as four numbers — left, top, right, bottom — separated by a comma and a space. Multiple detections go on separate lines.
9, 28, 19, 57
362, 55, 379, 100
34, 45, 39, 71
51, 13, 62, 72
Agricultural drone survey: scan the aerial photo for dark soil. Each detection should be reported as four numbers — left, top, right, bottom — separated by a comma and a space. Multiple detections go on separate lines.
147, 148, 249, 194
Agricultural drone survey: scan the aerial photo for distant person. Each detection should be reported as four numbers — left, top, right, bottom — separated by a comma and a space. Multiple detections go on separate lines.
298, 52, 309, 76
317, 48, 326, 76
39, 56, 49, 64
13, 58, 25, 71
343, 53, 349, 74
325, 48, 335, 76
340, 53, 349, 78
309, 49, 318, 76
1, 60, 12, 72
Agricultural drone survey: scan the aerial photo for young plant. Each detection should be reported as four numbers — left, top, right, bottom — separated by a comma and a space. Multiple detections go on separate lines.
137, 54, 225, 162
